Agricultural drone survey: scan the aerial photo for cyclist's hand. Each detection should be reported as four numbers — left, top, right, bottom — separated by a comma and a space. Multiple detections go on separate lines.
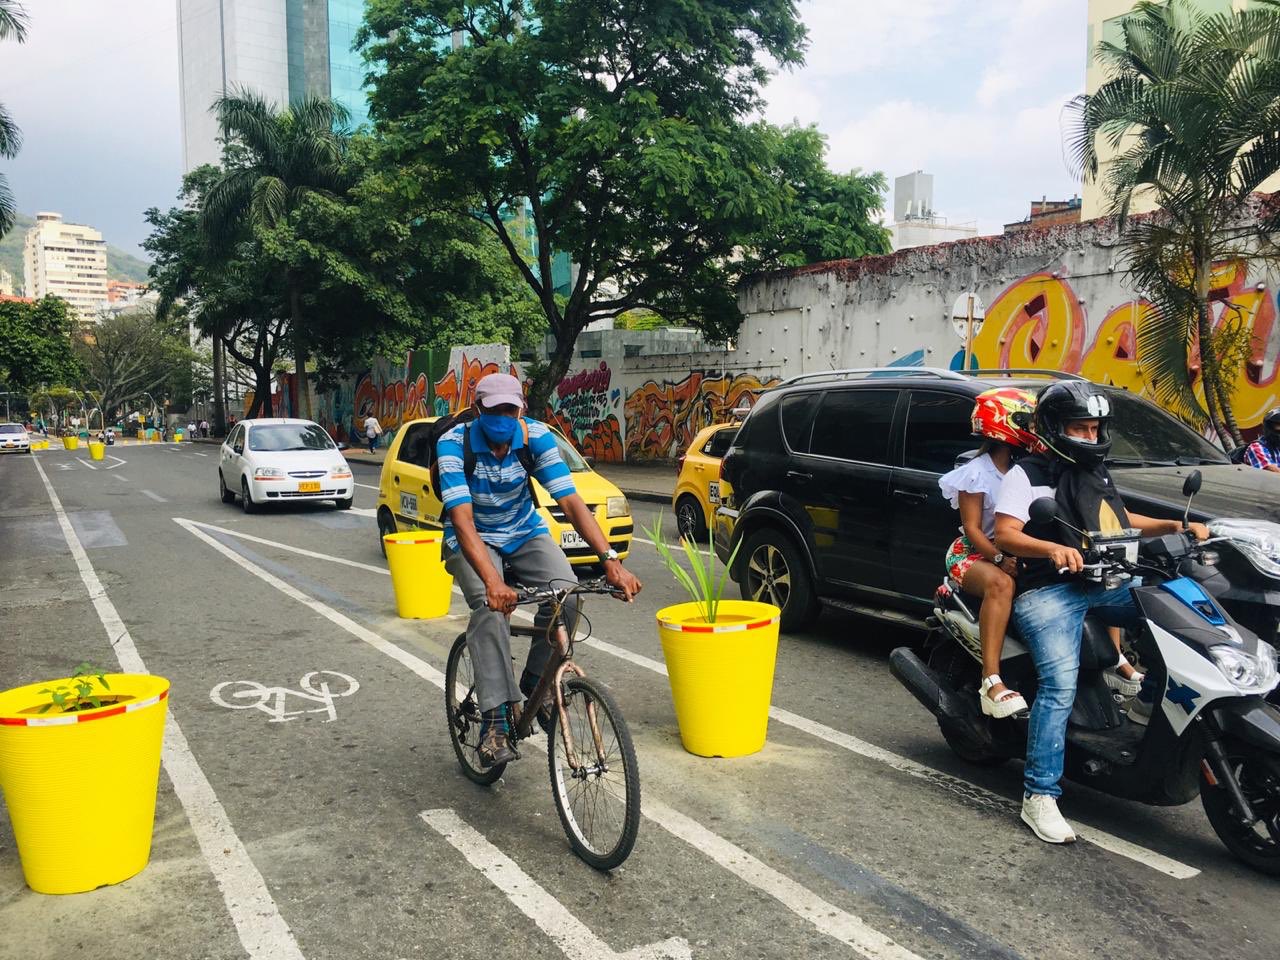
1049, 546, 1084, 574
605, 562, 641, 601
485, 580, 518, 614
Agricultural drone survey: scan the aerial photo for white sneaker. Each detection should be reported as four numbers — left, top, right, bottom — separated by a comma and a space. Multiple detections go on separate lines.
1021, 793, 1077, 844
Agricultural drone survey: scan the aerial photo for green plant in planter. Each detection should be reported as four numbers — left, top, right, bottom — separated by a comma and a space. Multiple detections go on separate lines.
38, 662, 111, 713
644, 513, 742, 623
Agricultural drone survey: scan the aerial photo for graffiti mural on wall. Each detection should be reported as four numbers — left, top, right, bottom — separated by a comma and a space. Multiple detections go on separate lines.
901, 263, 1280, 432
544, 361, 624, 462
624, 372, 780, 461
314, 350, 441, 443
432, 345, 519, 415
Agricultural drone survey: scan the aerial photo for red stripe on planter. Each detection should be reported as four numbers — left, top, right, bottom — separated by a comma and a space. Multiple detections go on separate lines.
659, 616, 780, 633
1, 687, 168, 726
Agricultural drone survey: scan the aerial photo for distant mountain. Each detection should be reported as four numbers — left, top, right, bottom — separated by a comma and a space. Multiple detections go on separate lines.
0, 212, 152, 290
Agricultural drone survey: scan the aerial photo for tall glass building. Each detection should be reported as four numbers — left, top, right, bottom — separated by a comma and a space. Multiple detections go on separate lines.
177, 0, 371, 172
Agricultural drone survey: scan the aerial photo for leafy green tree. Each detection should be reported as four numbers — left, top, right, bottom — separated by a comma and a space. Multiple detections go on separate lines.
1071, 0, 1280, 448
75, 307, 198, 423
0, 296, 81, 392
0, 0, 29, 237
201, 93, 355, 419
360, 0, 809, 410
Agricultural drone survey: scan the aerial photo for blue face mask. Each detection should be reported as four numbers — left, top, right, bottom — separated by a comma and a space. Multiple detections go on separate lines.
477, 413, 518, 445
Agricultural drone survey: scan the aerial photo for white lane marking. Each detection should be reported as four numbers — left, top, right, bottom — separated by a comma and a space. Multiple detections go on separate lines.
172, 523, 1198, 879
140, 489, 168, 502
422, 809, 691, 960
179, 520, 930, 957
191, 451, 209, 457
350, 506, 377, 518
113, 474, 129, 482
32, 459, 306, 960
630, 536, 655, 546
185, 520, 389, 576
76, 458, 97, 470
354, 482, 379, 490
105, 455, 127, 469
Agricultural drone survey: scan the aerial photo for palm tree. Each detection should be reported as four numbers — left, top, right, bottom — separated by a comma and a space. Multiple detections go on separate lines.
201, 91, 353, 419
0, 1, 30, 237
1069, 0, 1280, 448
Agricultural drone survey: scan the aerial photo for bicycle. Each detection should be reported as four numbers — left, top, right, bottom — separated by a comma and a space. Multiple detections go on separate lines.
444, 577, 641, 870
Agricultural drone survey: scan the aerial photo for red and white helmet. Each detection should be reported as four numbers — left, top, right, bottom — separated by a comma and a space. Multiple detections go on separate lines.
970, 387, 1040, 451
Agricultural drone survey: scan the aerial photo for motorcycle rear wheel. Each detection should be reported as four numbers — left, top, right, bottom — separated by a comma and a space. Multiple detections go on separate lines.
926, 639, 1006, 767
1200, 747, 1280, 876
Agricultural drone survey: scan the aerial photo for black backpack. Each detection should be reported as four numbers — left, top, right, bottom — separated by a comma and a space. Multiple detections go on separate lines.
425, 409, 536, 503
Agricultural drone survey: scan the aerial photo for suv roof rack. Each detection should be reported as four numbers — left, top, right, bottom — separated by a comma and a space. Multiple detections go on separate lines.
774, 366, 968, 388
958, 369, 1087, 381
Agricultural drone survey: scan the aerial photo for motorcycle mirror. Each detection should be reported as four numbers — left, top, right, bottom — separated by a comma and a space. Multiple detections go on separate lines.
1182, 470, 1202, 498
1029, 497, 1059, 525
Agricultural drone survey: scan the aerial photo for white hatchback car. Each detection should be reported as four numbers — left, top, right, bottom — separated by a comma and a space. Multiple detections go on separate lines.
218, 418, 354, 512
0, 423, 31, 453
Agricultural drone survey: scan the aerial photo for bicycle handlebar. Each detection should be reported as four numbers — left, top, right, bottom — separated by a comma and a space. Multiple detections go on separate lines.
511, 577, 619, 605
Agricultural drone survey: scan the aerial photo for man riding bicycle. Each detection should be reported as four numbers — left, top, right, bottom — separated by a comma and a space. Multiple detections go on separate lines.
438, 372, 642, 767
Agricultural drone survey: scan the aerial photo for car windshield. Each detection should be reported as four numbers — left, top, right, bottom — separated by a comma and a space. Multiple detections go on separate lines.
247, 424, 335, 452
551, 429, 590, 472
0, 424, 24, 434
1104, 390, 1229, 466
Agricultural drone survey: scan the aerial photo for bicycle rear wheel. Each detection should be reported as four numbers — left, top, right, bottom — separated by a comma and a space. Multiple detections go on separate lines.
547, 676, 640, 870
445, 633, 505, 785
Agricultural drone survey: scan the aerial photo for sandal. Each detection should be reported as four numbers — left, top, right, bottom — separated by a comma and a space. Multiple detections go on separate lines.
979, 674, 1028, 719
1104, 655, 1144, 698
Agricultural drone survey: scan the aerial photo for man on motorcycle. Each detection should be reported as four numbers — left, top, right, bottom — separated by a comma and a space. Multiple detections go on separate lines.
1243, 408, 1280, 473
993, 381, 1210, 844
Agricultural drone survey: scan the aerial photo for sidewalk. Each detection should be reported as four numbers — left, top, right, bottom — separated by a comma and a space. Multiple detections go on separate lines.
341, 443, 675, 505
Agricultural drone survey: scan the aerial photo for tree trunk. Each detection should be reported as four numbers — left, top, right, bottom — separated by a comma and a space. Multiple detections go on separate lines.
1192, 255, 1234, 450
288, 281, 311, 420
526, 322, 577, 416
212, 334, 227, 436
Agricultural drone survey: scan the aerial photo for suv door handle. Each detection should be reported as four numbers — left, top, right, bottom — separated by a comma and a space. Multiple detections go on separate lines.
786, 470, 812, 481
892, 488, 928, 503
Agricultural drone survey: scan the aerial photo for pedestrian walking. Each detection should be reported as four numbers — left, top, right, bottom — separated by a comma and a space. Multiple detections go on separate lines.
363, 413, 383, 453
200, 419, 209, 438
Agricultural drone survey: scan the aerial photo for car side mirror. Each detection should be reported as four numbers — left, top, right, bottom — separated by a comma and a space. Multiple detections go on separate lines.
1029, 497, 1059, 525
233, 444, 243, 455
336, 442, 349, 451
1182, 470, 1202, 498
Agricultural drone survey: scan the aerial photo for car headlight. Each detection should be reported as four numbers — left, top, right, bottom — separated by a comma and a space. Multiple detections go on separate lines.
1209, 641, 1279, 692
330, 464, 352, 478
606, 496, 629, 518
253, 466, 286, 478
1208, 518, 1280, 578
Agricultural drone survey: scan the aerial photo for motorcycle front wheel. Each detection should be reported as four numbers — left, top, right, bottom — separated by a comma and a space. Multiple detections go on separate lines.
1200, 746, 1280, 876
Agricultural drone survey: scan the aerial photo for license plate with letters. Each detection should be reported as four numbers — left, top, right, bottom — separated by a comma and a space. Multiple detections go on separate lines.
298, 481, 321, 493
708, 481, 720, 504
560, 530, 588, 549
400, 491, 418, 516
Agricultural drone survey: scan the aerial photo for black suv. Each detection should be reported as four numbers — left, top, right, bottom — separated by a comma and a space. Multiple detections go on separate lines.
716, 368, 1280, 632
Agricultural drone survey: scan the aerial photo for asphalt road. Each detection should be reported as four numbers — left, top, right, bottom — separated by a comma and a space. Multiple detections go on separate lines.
1, 441, 1276, 960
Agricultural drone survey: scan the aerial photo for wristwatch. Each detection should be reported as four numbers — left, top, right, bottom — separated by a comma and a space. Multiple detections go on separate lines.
991, 552, 1005, 566
598, 548, 620, 564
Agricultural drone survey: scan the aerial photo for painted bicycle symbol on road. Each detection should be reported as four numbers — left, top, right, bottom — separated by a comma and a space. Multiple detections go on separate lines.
210, 671, 359, 723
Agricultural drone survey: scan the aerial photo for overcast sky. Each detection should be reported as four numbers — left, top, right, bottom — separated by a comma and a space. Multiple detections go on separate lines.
0, 0, 1084, 258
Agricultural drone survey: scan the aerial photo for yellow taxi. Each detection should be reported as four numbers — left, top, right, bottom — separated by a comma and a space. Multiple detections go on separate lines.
376, 417, 633, 565
672, 422, 739, 541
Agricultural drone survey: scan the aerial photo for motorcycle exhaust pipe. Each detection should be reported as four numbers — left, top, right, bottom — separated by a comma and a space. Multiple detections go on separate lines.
889, 648, 994, 750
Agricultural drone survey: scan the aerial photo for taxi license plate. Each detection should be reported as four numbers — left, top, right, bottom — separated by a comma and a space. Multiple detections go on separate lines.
400, 491, 418, 516
560, 530, 588, 549
708, 481, 720, 504
298, 481, 322, 493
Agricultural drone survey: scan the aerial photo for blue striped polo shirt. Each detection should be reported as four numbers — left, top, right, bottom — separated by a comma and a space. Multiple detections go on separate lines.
437, 418, 577, 554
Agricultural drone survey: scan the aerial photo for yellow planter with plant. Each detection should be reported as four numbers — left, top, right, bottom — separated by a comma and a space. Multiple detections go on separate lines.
0, 665, 169, 894
61, 436, 78, 451
647, 517, 780, 757
88, 441, 106, 460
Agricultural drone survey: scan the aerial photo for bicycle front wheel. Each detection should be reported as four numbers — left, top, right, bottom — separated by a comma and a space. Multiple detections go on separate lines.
547, 676, 640, 870
445, 633, 505, 785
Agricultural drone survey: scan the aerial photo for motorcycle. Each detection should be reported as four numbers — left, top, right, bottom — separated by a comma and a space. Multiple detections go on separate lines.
890, 472, 1280, 875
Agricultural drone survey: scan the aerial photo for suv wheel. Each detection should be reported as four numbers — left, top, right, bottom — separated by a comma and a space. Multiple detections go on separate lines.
740, 527, 820, 632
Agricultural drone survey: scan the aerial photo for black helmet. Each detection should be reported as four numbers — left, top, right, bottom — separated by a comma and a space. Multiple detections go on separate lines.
1034, 381, 1113, 467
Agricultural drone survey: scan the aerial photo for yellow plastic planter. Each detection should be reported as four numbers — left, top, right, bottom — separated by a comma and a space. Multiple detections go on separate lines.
174, 432, 183, 443
88, 441, 106, 461
136, 429, 145, 440
656, 599, 781, 758
383, 531, 453, 618
61, 436, 79, 451
0, 674, 169, 894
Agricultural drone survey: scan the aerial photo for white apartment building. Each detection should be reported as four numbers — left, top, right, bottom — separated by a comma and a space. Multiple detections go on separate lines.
0, 267, 13, 296
22, 212, 109, 320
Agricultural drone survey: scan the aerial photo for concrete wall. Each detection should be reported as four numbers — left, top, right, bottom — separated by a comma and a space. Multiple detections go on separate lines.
736, 215, 1280, 436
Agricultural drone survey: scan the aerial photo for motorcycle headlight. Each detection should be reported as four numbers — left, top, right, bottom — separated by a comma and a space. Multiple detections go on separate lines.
1208, 519, 1280, 578
1209, 641, 1279, 692
253, 466, 286, 478
606, 496, 629, 518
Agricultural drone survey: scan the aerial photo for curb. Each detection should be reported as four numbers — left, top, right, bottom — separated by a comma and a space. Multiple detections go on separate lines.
343, 453, 384, 467
617, 488, 671, 505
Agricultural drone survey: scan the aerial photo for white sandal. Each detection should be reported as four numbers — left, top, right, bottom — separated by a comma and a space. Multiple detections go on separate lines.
979, 674, 1028, 719
1104, 654, 1144, 698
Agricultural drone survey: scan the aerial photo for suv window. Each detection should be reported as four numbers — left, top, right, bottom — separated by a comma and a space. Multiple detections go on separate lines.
780, 393, 820, 453
1105, 389, 1229, 465
397, 422, 435, 468
704, 427, 736, 458
809, 390, 898, 464
903, 391, 976, 473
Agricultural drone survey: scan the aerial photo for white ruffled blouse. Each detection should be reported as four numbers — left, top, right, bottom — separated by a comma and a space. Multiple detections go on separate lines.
937, 452, 1006, 540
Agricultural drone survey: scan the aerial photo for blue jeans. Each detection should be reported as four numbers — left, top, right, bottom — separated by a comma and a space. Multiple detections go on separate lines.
1012, 579, 1141, 798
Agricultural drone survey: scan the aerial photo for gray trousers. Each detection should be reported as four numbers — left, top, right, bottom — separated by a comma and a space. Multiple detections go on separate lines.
444, 534, 581, 712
